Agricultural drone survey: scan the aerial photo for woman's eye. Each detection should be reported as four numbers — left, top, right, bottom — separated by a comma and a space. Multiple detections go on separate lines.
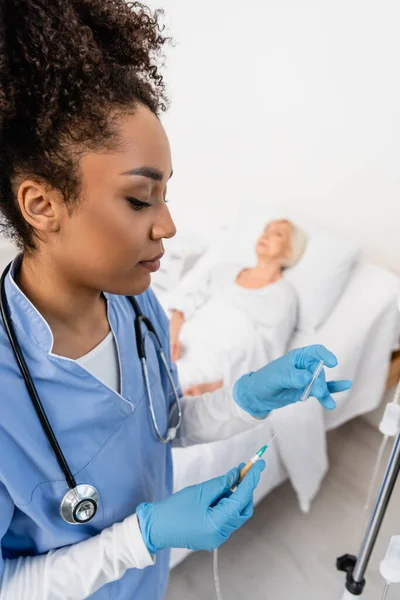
126, 197, 152, 210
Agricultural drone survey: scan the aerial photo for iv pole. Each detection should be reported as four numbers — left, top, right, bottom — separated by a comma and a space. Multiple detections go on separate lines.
337, 431, 400, 597
337, 350, 400, 598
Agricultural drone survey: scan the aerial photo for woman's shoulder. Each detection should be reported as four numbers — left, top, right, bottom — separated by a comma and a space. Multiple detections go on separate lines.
269, 277, 298, 306
279, 276, 297, 294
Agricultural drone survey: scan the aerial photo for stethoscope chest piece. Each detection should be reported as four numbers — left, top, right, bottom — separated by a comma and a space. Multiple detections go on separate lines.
60, 484, 99, 525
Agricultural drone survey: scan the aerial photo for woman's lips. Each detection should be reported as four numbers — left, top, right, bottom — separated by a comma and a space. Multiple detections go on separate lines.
138, 253, 164, 273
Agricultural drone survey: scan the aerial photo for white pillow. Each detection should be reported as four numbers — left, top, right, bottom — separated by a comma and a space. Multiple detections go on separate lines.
214, 208, 360, 334
283, 231, 360, 333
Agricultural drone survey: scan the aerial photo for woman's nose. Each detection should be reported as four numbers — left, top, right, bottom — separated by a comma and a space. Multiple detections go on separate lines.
151, 204, 177, 241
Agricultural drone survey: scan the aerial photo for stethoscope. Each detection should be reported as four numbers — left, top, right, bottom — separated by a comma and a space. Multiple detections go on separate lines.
0, 262, 182, 526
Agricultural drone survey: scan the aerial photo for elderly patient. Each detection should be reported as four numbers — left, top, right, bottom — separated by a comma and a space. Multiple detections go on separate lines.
168, 220, 307, 396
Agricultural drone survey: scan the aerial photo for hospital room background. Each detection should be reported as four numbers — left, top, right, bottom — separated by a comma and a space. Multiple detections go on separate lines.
1, 1, 400, 599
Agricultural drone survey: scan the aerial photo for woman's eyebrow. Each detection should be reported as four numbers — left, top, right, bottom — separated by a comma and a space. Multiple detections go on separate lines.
120, 167, 173, 181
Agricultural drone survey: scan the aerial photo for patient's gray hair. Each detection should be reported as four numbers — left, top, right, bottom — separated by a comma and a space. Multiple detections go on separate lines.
282, 221, 308, 268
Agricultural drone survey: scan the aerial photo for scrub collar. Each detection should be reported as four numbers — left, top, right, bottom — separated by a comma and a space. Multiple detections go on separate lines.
3, 256, 116, 355
3, 255, 55, 353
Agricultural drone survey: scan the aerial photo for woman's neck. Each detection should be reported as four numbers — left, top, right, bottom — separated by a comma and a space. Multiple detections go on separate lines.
16, 253, 110, 357
253, 258, 282, 283
235, 258, 282, 290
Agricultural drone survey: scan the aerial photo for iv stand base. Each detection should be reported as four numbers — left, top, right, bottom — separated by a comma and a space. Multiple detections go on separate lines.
336, 554, 366, 595
337, 432, 400, 597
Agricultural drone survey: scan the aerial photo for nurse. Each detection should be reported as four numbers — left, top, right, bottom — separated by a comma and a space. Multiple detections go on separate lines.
0, 1, 351, 599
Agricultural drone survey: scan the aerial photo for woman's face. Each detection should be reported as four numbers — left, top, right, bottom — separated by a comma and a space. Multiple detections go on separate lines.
42, 105, 176, 296
255, 220, 292, 262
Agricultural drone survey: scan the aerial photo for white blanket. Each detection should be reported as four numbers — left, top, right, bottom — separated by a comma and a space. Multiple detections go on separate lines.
168, 261, 325, 513
267, 398, 328, 513
176, 298, 268, 388
164, 261, 400, 569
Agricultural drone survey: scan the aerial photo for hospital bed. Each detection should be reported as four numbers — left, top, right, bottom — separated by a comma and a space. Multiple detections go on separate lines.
152, 218, 400, 569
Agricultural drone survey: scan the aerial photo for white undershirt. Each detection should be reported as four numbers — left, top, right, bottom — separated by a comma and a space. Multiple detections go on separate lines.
75, 331, 120, 394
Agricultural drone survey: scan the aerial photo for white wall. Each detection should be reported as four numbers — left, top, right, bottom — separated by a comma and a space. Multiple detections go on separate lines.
148, 0, 400, 273
2, 1, 399, 273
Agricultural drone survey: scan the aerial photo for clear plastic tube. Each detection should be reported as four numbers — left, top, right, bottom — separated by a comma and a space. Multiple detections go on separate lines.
393, 378, 400, 405
360, 385, 400, 537
264, 361, 325, 449
381, 581, 390, 600
213, 548, 223, 600
300, 360, 324, 402
361, 435, 389, 534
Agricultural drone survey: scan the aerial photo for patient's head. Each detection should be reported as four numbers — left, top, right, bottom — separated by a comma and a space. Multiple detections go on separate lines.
255, 220, 307, 268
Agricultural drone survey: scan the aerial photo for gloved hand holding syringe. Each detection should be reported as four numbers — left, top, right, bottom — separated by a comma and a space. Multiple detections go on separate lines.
137, 346, 351, 600
214, 359, 327, 600
235, 359, 325, 486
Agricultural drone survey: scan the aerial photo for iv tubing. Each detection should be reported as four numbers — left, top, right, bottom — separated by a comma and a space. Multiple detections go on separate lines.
212, 359, 326, 600
362, 436, 389, 533
213, 548, 223, 600
393, 377, 400, 405
361, 378, 400, 537
381, 581, 390, 600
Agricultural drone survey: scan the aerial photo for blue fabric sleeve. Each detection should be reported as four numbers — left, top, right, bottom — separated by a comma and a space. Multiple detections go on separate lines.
0, 481, 15, 579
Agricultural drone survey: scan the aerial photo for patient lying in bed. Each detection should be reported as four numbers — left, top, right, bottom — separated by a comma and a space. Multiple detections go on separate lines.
167, 220, 308, 395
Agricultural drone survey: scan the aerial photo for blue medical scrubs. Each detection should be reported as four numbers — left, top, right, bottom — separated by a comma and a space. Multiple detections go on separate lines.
0, 258, 182, 599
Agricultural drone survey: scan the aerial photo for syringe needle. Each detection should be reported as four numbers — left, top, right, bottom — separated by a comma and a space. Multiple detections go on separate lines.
235, 361, 325, 488
267, 423, 286, 447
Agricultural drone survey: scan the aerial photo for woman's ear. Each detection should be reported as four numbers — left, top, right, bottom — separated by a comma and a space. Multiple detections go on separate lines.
17, 179, 62, 236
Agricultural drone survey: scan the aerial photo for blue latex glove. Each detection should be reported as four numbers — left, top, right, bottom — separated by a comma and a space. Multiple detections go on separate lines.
233, 344, 352, 419
136, 460, 265, 553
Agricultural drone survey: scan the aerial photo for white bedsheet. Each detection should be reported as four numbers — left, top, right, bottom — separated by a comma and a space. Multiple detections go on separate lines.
291, 263, 400, 429
169, 262, 400, 569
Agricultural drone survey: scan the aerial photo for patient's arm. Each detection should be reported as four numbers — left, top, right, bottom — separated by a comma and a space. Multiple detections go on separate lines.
173, 383, 259, 448
170, 310, 184, 361
183, 379, 224, 397
166, 254, 217, 362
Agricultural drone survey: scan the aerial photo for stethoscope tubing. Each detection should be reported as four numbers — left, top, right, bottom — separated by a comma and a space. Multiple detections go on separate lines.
128, 297, 182, 444
0, 263, 77, 489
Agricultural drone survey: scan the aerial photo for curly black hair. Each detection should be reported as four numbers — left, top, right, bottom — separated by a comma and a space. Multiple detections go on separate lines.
0, 0, 168, 249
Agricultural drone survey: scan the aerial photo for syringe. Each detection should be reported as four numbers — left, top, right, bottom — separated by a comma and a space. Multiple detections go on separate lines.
238, 444, 268, 483
238, 359, 325, 484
